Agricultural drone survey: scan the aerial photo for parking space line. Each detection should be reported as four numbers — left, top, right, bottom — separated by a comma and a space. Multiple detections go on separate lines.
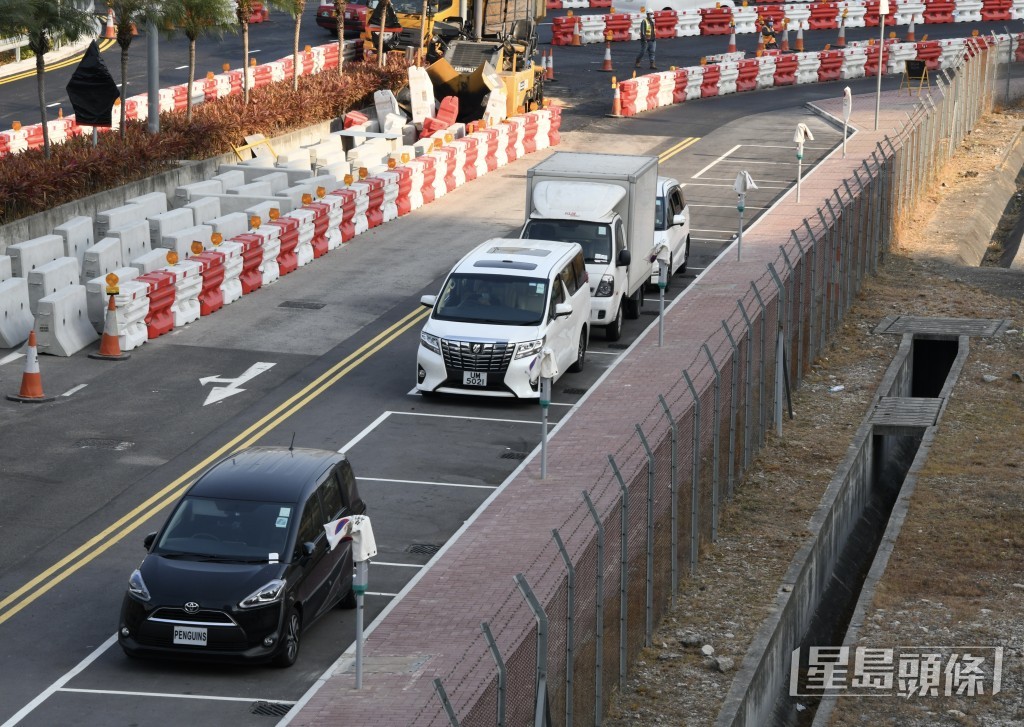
373, 561, 424, 568
56, 688, 292, 704
365, 592, 399, 597
0, 352, 25, 366
393, 411, 542, 425
693, 204, 768, 211
692, 144, 740, 178
360, 476, 497, 490
61, 384, 87, 397
587, 350, 618, 356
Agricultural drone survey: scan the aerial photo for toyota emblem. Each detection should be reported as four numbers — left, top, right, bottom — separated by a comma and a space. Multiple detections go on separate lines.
471, 343, 482, 354
184, 601, 200, 614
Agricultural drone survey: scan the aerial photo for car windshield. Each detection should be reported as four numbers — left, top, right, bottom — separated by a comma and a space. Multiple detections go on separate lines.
380, 0, 421, 11
523, 219, 611, 265
154, 496, 294, 561
654, 196, 667, 231
433, 273, 548, 325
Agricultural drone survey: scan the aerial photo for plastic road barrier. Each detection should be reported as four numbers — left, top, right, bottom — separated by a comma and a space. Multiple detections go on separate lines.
191, 251, 226, 316
85, 266, 140, 332
137, 270, 176, 339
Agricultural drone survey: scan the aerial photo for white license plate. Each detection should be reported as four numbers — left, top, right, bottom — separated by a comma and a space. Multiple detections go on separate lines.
345, 11, 351, 17
463, 371, 487, 387
173, 626, 208, 646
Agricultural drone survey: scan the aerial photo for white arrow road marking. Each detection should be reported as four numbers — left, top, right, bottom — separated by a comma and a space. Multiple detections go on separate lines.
200, 362, 276, 406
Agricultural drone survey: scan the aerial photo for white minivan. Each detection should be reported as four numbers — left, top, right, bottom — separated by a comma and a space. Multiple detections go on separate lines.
416, 239, 591, 398
649, 176, 691, 290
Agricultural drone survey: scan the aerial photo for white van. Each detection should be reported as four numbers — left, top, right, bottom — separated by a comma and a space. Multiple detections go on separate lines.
648, 176, 691, 290
416, 239, 591, 399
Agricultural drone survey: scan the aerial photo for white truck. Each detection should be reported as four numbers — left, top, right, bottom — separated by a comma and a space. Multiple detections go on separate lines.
520, 152, 658, 341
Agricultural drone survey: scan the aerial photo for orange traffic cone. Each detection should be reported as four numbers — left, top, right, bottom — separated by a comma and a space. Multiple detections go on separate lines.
727, 22, 736, 53
104, 8, 115, 40
795, 24, 804, 52
609, 78, 621, 117
906, 18, 916, 43
572, 17, 581, 47
7, 330, 54, 403
837, 12, 847, 48
600, 38, 614, 71
780, 22, 790, 52
547, 48, 555, 81
89, 294, 131, 361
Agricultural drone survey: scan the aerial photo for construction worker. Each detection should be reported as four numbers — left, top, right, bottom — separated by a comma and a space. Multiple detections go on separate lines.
635, 10, 657, 70
761, 17, 778, 51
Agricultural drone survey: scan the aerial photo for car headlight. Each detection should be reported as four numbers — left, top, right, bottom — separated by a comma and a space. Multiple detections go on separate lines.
594, 274, 615, 297
514, 339, 544, 360
239, 579, 286, 609
420, 330, 440, 355
127, 569, 151, 602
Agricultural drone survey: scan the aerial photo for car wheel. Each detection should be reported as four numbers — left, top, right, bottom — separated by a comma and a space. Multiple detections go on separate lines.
605, 303, 623, 341
680, 236, 690, 275
623, 289, 641, 320
273, 607, 301, 668
568, 328, 587, 373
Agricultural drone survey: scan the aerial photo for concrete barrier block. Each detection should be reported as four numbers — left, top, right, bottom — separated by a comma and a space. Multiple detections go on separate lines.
8, 234, 64, 278
131, 248, 172, 274
208, 212, 250, 240
86, 266, 141, 332
185, 196, 221, 225
174, 179, 223, 206
54, 216, 95, 270
82, 238, 125, 282
0, 277, 33, 348
230, 180, 274, 196
149, 208, 194, 248
108, 219, 151, 267
28, 257, 79, 315
126, 191, 169, 218
0, 255, 11, 282
217, 163, 312, 186
160, 224, 214, 259
245, 201, 282, 225
254, 171, 290, 194
96, 204, 148, 238
35, 285, 99, 357
212, 169, 246, 191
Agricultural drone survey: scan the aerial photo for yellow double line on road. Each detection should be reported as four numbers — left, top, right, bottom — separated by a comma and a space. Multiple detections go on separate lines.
0, 305, 429, 626
0, 38, 117, 86
659, 136, 700, 163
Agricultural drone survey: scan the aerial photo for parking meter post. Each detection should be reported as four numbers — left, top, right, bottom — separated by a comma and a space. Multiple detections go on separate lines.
354, 559, 368, 688
733, 172, 757, 261
875, 0, 890, 130
540, 376, 551, 479
842, 86, 852, 158
657, 258, 668, 346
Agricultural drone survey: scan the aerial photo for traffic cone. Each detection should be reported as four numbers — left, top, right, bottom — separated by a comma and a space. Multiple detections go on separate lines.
599, 38, 614, 71
756, 26, 765, 55
795, 24, 804, 52
7, 330, 55, 403
906, 17, 916, 43
540, 50, 547, 80
572, 17, 581, 47
610, 78, 621, 117
727, 22, 736, 53
89, 294, 131, 361
104, 8, 115, 40
837, 12, 847, 48
780, 22, 789, 52
547, 48, 555, 81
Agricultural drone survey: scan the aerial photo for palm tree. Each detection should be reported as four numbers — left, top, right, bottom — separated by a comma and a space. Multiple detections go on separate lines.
269, 0, 306, 92
236, 0, 253, 103
163, 0, 236, 122
109, 0, 167, 138
0, 0, 97, 158
333, 0, 346, 77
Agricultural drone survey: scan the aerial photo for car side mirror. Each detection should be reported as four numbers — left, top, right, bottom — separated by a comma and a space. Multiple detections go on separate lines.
554, 302, 572, 318
302, 542, 316, 558
144, 532, 157, 550
617, 249, 631, 267
672, 211, 686, 226
420, 294, 437, 308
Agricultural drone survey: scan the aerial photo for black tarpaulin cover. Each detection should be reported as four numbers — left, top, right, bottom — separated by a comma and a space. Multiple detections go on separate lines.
65, 41, 120, 126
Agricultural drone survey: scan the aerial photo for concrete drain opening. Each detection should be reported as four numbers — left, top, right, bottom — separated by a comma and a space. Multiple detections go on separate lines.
719, 319, 1008, 727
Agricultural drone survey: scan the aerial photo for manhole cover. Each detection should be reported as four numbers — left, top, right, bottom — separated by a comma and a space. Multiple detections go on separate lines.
250, 701, 293, 717
278, 300, 326, 310
406, 543, 441, 555
563, 387, 588, 395
75, 439, 134, 451
608, 343, 629, 349
501, 451, 527, 460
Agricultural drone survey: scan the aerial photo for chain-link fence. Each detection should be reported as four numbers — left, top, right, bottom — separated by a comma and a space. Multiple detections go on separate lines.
421, 38, 1003, 727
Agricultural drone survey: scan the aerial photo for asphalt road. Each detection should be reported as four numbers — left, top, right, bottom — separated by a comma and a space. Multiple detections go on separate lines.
0, 11, 990, 726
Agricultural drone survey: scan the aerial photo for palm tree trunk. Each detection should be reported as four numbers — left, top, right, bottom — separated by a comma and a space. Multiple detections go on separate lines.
242, 23, 250, 104
187, 40, 196, 124
36, 53, 50, 159
336, 0, 345, 77
293, 16, 300, 92
120, 48, 129, 139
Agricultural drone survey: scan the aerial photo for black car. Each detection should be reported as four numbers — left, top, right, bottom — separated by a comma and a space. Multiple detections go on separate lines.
118, 446, 367, 668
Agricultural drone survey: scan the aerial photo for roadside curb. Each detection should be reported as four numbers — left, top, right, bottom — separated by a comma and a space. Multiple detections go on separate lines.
0, 37, 94, 82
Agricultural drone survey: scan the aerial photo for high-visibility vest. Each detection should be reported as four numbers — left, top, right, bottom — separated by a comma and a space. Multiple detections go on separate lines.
640, 17, 654, 40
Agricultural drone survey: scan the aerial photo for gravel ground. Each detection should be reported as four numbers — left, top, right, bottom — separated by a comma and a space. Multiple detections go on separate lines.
603, 106, 1024, 726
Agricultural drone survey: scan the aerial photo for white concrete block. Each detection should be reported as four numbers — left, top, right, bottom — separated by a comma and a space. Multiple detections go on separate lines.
28, 257, 79, 316
34, 285, 99, 357
53, 216, 95, 270
108, 219, 151, 268
185, 196, 221, 225
0, 277, 33, 348
7, 234, 64, 278
82, 238, 125, 282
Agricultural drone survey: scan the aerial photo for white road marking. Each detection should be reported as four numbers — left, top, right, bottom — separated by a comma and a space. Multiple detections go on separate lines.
199, 361, 276, 406
0, 352, 25, 366
364, 592, 399, 597
61, 384, 87, 397
174, 65, 189, 70
392, 411, 544, 425
692, 204, 768, 211
360, 477, 497, 490
693, 228, 748, 234
57, 688, 293, 703
692, 144, 740, 179
373, 561, 423, 568
586, 350, 619, 356
339, 410, 391, 453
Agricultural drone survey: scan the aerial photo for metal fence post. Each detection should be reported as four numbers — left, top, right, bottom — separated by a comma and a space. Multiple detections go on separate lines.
789, 233, 807, 384
433, 678, 461, 726
607, 455, 629, 693
738, 299, 755, 471
634, 425, 655, 647
552, 529, 575, 727
682, 369, 701, 574
781, 241, 801, 385
767, 263, 787, 438
750, 283, 768, 446
657, 396, 678, 606
701, 344, 721, 542
721, 322, 739, 500
514, 573, 549, 727
582, 491, 604, 725
481, 622, 507, 727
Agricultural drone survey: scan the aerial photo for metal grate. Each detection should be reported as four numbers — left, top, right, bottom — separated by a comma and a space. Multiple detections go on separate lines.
501, 451, 528, 460
250, 701, 293, 717
874, 315, 1008, 337
563, 387, 588, 395
279, 300, 326, 310
406, 543, 441, 555
75, 439, 134, 451
870, 396, 943, 434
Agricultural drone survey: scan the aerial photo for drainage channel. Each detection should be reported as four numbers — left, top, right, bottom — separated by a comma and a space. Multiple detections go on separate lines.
718, 317, 1010, 727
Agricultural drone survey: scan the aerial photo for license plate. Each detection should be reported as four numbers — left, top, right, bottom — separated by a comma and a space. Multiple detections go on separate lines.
345, 11, 351, 17
173, 626, 208, 646
463, 371, 487, 387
